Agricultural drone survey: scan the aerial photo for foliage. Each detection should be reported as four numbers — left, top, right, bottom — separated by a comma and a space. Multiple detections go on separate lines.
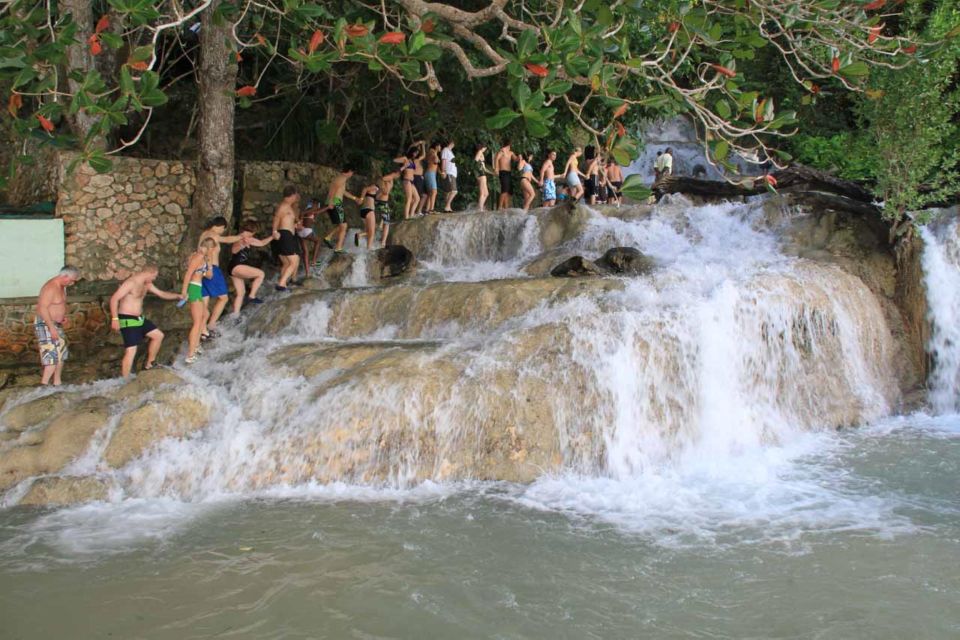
857, 0, 960, 229
0, 0, 927, 191
789, 133, 879, 183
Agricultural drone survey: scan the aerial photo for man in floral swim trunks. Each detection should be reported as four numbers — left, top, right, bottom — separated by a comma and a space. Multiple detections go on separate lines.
34, 266, 81, 386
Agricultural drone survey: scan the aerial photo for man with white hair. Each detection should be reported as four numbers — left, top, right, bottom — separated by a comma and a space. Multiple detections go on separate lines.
34, 266, 81, 386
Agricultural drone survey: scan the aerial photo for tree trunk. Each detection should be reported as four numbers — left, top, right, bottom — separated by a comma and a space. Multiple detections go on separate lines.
184, 1, 238, 256
61, 0, 101, 146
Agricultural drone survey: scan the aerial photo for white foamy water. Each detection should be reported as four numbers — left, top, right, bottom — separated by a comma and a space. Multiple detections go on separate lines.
0, 198, 929, 553
921, 211, 960, 413
416, 210, 542, 281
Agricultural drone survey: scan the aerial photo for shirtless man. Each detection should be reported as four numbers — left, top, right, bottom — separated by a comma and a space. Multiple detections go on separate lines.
34, 266, 81, 386
109, 266, 182, 377
539, 149, 558, 207
605, 158, 624, 205
272, 185, 301, 291
494, 141, 515, 210
321, 166, 359, 254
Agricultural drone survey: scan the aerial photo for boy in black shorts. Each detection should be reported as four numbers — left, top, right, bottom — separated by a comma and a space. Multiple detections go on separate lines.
109, 266, 183, 377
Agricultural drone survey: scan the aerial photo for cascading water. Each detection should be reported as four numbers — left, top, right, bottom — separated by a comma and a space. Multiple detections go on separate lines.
0, 198, 901, 505
5, 198, 960, 640
921, 210, 960, 413
407, 210, 542, 281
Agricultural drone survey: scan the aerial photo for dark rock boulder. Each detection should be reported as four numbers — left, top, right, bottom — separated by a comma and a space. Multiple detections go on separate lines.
377, 245, 415, 278
596, 247, 656, 276
550, 256, 603, 278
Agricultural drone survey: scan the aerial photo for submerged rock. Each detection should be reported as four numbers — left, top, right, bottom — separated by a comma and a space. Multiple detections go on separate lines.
596, 247, 656, 276
0, 396, 111, 491
19, 476, 109, 507
104, 389, 211, 468
550, 256, 603, 278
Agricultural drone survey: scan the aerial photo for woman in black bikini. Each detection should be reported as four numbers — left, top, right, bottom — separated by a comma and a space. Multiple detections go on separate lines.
228, 220, 275, 317
473, 144, 491, 212
355, 181, 381, 249
394, 142, 423, 220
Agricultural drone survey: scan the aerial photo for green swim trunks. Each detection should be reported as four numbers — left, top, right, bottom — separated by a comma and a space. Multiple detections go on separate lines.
327, 197, 346, 225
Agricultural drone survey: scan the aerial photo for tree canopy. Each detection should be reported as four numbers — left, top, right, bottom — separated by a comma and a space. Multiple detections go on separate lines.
0, 0, 953, 204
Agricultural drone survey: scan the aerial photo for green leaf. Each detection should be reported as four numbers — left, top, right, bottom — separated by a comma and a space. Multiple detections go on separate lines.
140, 90, 168, 108
839, 61, 869, 77
620, 174, 652, 201
414, 44, 442, 61
543, 79, 572, 95
716, 99, 731, 120
486, 107, 522, 129
398, 60, 420, 79
119, 65, 134, 95
99, 31, 123, 50
517, 29, 537, 59
130, 45, 153, 63
86, 151, 112, 174
409, 30, 426, 54
713, 140, 729, 161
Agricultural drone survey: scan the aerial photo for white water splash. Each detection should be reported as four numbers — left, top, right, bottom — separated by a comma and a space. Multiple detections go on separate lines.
921, 212, 960, 413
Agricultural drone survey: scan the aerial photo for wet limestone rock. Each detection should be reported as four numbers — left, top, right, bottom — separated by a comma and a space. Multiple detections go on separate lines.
104, 390, 211, 468
19, 476, 109, 507
111, 367, 186, 401
0, 396, 112, 491
1, 391, 80, 432
550, 256, 603, 278
596, 247, 656, 276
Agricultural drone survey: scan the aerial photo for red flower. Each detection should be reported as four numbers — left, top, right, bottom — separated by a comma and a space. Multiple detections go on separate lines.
235, 85, 257, 97
95, 15, 110, 34
868, 25, 882, 44
89, 34, 102, 56
8, 93, 22, 118
863, 0, 885, 10
378, 32, 406, 45
308, 30, 324, 53
710, 64, 736, 78
668, 22, 680, 33
525, 63, 548, 77
903, 44, 917, 54
613, 103, 629, 119
765, 174, 778, 187
831, 56, 840, 73
615, 121, 626, 137
345, 24, 369, 38
37, 114, 54, 133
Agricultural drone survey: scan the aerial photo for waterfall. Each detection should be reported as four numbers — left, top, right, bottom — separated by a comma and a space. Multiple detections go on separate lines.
921, 211, 960, 413
416, 211, 542, 281
0, 199, 904, 504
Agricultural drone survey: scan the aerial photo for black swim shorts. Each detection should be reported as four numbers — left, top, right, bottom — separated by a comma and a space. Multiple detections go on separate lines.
119, 314, 158, 348
277, 229, 299, 256
328, 202, 346, 226
413, 175, 425, 196
499, 170, 511, 195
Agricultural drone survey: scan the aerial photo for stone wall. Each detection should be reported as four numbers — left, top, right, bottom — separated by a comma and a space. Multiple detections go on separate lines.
57, 154, 196, 281
239, 161, 367, 231
0, 297, 107, 366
